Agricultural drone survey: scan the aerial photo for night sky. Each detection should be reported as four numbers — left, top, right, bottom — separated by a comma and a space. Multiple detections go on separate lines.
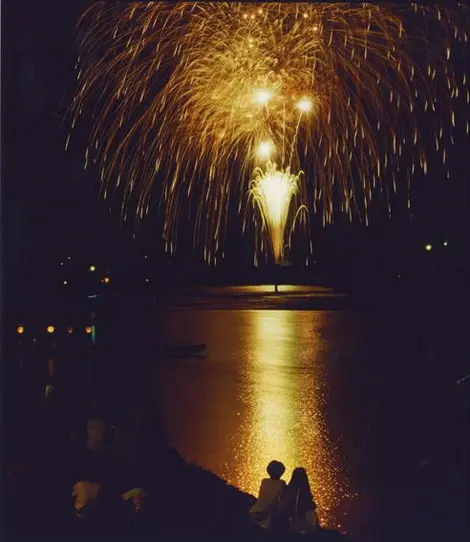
3, 1, 135, 305
2, 1, 469, 314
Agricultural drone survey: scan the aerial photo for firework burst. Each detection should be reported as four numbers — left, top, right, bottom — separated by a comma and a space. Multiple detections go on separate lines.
248, 164, 306, 265
68, 2, 469, 263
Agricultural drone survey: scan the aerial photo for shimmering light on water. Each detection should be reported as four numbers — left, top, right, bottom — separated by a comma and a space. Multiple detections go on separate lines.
154, 308, 354, 530
110, 292, 468, 538
221, 311, 351, 528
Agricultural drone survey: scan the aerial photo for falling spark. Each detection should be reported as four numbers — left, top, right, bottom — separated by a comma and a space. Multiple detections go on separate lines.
68, 2, 469, 260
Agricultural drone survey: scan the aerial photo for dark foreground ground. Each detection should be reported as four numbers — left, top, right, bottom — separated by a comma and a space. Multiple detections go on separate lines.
4, 397, 356, 542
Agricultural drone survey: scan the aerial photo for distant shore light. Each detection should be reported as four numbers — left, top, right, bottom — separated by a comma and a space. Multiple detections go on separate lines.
46, 325, 55, 334
425, 244, 432, 252
17, 325, 25, 334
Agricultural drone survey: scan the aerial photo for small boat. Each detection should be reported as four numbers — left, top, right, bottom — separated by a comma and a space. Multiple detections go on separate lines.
160, 342, 206, 357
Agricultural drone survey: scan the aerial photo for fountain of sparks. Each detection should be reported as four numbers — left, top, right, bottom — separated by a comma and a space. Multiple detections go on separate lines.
249, 163, 306, 291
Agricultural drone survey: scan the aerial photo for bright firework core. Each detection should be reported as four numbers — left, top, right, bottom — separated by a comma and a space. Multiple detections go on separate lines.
297, 97, 313, 113
257, 141, 274, 160
254, 89, 273, 105
250, 165, 302, 264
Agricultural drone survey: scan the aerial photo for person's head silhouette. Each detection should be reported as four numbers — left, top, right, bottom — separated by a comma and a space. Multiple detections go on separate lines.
266, 460, 286, 480
290, 466, 307, 482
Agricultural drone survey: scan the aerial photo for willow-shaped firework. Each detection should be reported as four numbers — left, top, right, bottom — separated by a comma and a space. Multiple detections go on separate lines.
68, 2, 468, 264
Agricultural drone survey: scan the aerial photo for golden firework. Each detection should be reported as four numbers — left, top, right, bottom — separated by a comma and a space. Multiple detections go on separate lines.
248, 163, 306, 265
68, 2, 468, 263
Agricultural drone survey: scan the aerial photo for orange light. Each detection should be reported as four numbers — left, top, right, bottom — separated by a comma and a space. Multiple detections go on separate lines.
17, 325, 25, 335
46, 326, 55, 334
85, 326, 93, 334
103, 276, 111, 284
66, 327, 74, 334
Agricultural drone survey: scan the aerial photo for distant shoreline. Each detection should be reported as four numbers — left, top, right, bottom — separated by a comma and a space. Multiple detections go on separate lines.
158, 284, 351, 310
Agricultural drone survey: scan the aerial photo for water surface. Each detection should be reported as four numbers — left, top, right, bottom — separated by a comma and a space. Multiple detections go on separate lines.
149, 306, 414, 532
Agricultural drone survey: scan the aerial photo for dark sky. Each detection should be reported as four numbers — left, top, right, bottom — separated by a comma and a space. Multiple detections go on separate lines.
3, 0, 138, 304
2, 1, 469, 308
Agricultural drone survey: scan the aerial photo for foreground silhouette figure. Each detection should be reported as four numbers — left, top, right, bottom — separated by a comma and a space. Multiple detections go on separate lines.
250, 460, 287, 530
279, 467, 318, 534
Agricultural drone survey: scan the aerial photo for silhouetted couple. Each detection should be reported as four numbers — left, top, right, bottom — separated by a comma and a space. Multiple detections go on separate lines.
250, 461, 318, 534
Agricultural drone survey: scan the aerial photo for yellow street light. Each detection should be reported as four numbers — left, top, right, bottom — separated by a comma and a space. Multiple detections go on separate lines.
89, 265, 96, 272
17, 325, 25, 335
46, 325, 55, 334
425, 244, 432, 252
85, 326, 93, 334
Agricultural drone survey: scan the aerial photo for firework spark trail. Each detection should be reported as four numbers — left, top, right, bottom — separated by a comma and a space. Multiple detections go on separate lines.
69, 3, 468, 263
248, 164, 305, 264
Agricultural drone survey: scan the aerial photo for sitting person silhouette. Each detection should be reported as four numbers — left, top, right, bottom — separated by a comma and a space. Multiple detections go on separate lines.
279, 467, 318, 534
249, 460, 287, 529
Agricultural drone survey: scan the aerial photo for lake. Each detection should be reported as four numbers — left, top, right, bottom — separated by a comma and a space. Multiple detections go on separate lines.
103, 286, 468, 540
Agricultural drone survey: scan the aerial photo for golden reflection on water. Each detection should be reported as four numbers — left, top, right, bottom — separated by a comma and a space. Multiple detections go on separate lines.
222, 311, 351, 529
